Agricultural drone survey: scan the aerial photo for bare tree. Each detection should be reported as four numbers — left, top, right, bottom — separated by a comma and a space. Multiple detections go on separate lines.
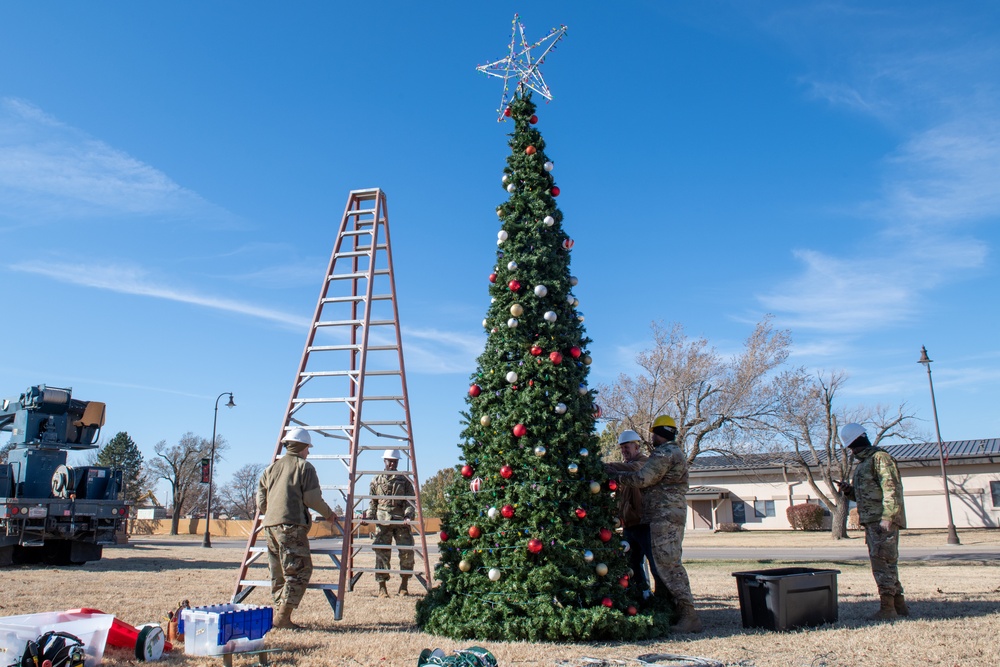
771, 371, 916, 539
147, 433, 227, 535
597, 317, 791, 463
220, 462, 265, 519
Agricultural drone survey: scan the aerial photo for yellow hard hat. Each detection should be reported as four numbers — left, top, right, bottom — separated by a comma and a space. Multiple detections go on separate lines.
651, 415, 676, 429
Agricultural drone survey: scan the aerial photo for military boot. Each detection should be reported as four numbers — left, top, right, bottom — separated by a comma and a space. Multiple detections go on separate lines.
377, 582, 390, 598
872, 594, 898, 621
398, 575, 410, 597
272, 604, 302, 630
670, 602, 703, 634
894, 593, 910, 617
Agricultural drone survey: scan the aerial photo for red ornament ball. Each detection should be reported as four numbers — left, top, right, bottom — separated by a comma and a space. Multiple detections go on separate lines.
569, 346, 582, 358
469, 385, 481, 397
627, 605, 638, 616
489, 273, 497, 283
529, 114, 538, 124
575, 508, 587, 519
549, 351, 563, 365
602, 597, 613, 608
461, 464, 474, 478
512, 423, 527, 438
501, 504, 515, 519
500, 465, 513, 479
508, 279, 521, 292
562, 238, 575, 250
527, 538, 543, 554
525, 145, 537, 155
599, 528, 613, 542
439, 531, 448, 542
619, 576, 629, 588
607, 480, 618, 492
530, 345, 543, 356
551, 186, 561, 197
468, 525, 481, 539
504, 107, 512, 117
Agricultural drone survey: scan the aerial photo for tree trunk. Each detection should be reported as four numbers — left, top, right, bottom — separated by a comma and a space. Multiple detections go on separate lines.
830, 495, 849, 539
170, 511, 180, 536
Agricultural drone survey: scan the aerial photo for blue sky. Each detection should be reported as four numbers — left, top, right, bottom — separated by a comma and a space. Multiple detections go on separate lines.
1, 2, 998, 504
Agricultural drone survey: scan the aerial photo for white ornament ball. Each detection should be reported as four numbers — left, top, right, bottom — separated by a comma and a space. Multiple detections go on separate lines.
498, 230, 508, 241
488, 568, 502, 582
543, 311, 557, 322
579, 448, 590, 457
596, 563, 609, 577
506, 371, 518, 383
544, 161, 554, 172
621, 540, 631, 553
507, 318, 519, 328
459, 559, 472, 572
482, 319, 488, 328
583, 550, 594, 562
488, 507, 498, 520
491, 296, 496, 303
534, 284, 548, 297
496, 239, 503, 246
554, 403, 567, 414
480, 415, 491, 427
506, 183, 516, 193
566, 294, 574, 304
578, 384, 588, 395
570, 276, 579, 286
567, 463, 579, 475
534, 445, 547, 457
507, 260, 518, 270
502, 174, 509, 184
510, 303, 523, 317
543, 215, 555, 226
589, 481, 601, 494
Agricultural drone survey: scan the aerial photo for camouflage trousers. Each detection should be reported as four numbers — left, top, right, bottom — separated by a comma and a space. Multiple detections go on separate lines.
649, 517, 695, 607
864, 522, 903, 596
373, 523, 414, 582
265, 524, 313, 608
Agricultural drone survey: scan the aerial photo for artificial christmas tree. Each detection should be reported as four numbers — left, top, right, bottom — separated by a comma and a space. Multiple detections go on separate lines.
417, 25, 672, 639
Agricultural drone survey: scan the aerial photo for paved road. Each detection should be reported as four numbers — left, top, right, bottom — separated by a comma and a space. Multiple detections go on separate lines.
128, 538, 998, 562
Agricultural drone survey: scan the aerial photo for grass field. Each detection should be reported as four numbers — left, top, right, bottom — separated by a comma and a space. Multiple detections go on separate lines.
1, 530, 998, 666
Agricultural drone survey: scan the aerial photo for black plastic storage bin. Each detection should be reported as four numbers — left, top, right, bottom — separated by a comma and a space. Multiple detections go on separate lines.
732, 567, 840, 631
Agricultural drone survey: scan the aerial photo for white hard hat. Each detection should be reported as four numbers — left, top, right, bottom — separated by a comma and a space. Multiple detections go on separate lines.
383, 449, 403, 460
840, 423, 867, 448
282, 427, 312, 446
617, 430, 642, 446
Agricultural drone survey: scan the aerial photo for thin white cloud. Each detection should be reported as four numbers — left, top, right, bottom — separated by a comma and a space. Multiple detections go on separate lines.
8, 260, 308, 328
401, 326, 483, 374
0, 97, 233, 224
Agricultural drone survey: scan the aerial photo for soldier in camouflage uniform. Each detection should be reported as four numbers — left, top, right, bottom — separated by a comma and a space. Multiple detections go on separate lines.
608, 416, 702, 633
838, 423, 908, 620
364, 449, 416, 597
257, 428, 337, 629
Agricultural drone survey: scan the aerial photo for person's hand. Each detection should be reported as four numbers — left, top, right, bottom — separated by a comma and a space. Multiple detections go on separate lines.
403, 518, 411, 526
880, 519, 893, 531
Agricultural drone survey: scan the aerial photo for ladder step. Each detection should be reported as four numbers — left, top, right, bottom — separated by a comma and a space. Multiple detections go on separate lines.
309, 454, 352, 461
335, 246, 387, 258
320, 294, 392, 304
320, 484, 349, 491
352, 545, 423, 552
340, 229, 373, 236
315, 319, 396, 327
355, 494, 418, 501
354, 470, 414, 477
346, 208, 376, 216
328, 270, 390, 280
307, 345, 398, 352
349, 567, 419, 574
239, 580, 272, 587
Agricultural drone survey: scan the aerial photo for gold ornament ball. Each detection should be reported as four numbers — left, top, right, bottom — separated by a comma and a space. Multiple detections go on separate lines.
480, 415, 491, 427
589, 481, 601, 494
459, 559, 472, 572
595, 563, 609, 576
510, 303, 524, 317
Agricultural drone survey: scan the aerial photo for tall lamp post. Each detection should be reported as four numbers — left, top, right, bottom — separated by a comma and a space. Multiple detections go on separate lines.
917, 346, 960, 545
203, 392, 236, 548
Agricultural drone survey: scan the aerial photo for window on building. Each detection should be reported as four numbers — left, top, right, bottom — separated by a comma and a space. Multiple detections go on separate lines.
753, 500, 775, 518
991, 481, 1000, 507
732, 501, 746, 524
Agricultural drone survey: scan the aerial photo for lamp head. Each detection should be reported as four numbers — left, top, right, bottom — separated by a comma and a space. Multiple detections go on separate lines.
918, 346, 932, 366
226, 394, 236, 408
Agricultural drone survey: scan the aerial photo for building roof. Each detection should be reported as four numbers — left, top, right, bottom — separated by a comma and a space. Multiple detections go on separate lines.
690, 438, 1000, 472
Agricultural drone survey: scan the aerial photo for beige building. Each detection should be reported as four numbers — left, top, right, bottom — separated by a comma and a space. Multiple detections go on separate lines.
684, 438, 1000, 531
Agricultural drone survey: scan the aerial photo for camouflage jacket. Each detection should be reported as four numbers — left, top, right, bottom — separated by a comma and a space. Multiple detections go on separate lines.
257, 453, 334, 527
613, 442, 689, 526
849, 446, 906, 528
605, 455, 648, 527
364, 472, 416, 522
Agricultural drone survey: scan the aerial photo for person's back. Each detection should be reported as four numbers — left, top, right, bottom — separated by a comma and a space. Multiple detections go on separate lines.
259, 454, 320, 527
634, 441, 689, 525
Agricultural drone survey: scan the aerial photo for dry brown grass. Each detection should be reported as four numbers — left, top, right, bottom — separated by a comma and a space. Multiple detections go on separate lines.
1, 532, 998, 667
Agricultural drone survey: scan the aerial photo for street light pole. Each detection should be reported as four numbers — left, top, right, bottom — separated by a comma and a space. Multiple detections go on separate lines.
917, 346, 960, 545
203, 392, 236, 548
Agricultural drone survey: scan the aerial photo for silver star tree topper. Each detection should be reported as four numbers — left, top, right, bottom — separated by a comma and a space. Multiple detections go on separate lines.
476, 14, 567, 121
